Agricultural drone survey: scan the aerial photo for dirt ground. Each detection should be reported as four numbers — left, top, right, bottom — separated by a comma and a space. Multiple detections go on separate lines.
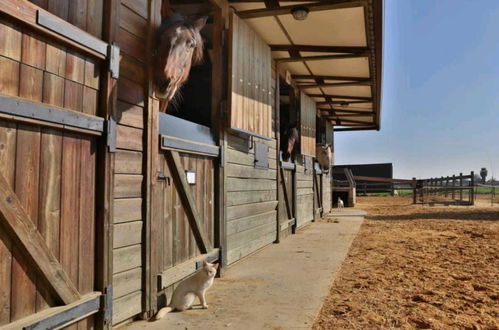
313, 196, 499, 330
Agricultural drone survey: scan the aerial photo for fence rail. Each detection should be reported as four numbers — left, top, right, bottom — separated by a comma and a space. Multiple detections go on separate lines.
415, 171, 475, 205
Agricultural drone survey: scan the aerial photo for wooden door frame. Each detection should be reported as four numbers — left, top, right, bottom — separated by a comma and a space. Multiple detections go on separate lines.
146, 0, 228, 316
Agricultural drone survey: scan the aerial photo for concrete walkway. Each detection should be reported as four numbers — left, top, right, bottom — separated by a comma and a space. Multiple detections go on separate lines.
126, 215, 364, 330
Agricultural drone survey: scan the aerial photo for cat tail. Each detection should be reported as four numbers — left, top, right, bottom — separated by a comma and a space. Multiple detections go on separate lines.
154, 306, 173, 320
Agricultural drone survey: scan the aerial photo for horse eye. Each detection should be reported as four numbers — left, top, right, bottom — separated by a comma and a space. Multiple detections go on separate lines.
187, 40, 195, 49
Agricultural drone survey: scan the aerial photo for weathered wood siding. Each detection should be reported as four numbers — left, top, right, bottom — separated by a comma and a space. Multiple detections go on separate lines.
0, 123, 97, 326
296, 157, 314, 227
278, 167, 294, 239
0, 3, 102, 326
322, 171, 332, 214
152, 151, 216, 300
29, 0, 103, 39
300, 93, 316, 157
111, 0, 150, 325
229, 12, 273, 138
226, 133, 278, 265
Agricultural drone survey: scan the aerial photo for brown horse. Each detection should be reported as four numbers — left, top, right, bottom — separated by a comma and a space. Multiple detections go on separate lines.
280, 124, 299, 162
153, 11, 207, 107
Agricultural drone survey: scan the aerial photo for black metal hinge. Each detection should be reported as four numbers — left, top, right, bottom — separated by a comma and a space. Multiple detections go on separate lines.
101, 286, 113, 325
220, 145, 225, 168
106, 115, 117, 153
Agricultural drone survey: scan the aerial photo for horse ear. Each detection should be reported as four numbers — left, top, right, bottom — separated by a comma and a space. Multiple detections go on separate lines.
161, 0, 174, 19
193, 16, 208, 32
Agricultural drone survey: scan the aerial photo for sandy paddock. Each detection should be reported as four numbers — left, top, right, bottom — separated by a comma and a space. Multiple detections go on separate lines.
313, 196, 499, 330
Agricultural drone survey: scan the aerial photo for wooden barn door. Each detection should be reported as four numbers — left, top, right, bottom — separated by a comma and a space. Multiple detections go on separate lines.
279, 164, 297, 235
151, 114, 219, 310
0, 1, 113, 328
313, 163, 323, 219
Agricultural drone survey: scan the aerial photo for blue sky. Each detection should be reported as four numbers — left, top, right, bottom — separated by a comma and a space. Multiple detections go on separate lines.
335, 0, 499, 179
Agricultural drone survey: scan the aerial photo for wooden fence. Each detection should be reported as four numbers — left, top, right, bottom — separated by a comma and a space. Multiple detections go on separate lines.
416, 172, 475, 205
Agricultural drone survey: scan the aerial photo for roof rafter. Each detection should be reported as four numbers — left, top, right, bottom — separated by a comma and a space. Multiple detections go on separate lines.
300, 80, 372, 88
276, 52, 369, 63
308, 94, 373, 101
318, 109, 374, 115
270, 45, 369, 53
335, 126, 378, 132
237, 0, 366, 19
293, 74, 369, 81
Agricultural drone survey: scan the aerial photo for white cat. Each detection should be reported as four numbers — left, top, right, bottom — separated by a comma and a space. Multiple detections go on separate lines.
337, 197, 344, 208
155, 260, 219, 320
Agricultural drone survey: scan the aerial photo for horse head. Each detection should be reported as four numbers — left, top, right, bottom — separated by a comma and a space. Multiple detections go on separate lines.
153, 13, 207, 102
281, 125, 298, 162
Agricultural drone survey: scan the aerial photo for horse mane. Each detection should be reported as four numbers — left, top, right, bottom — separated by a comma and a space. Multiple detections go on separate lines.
155, 13, 205, 65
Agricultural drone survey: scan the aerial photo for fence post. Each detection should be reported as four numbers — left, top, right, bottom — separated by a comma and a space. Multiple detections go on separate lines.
412, 177, 417, 204
452, 174, 456, 200
444, 176, 449, 198
459, 172, 463, 202
470, 171, 475, 205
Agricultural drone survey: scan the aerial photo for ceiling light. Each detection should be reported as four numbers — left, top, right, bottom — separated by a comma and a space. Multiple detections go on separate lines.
291, 7, 309, 21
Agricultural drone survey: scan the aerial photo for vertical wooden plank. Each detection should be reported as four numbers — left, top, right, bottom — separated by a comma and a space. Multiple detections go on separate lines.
0, 120, 17, 326
48, 0, 69, 20
30, 0, 49, 9
83, 87, 99, 115
21, 31, 46, 70
0, 56, 20, 97
68, 0, 87, 31
66, 51, 85, 84
36, 128, 63, 311
79, 136, 95, 295
60, 133, 81, 286
64, 80, 84, 112
45, 41, 66, 76
87, 0, 104, 38
195, 156, 205, 256
77, 136, 96, 330
0, 18, 22, 61
43, 72, 65, 107
11, 124, 41, 321
241, 18, 248, 132
206, 158, 213, 243
163, 156, 173, 269
84, 58, 100, 89
19, 65, 43, 102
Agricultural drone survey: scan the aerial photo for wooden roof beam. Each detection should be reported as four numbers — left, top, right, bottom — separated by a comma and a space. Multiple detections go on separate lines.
318, 108, 374, 115
293, 74, 370, 81
300, 80, 372, 88
237, 0, 366, 19
308, 94, 373, 101
332, 118, 373, 125
276, 52, 369, 63
322, 113, 375, 118
271, 45, 369, 53
335, 126, 378, 132
316, 100, 372, 106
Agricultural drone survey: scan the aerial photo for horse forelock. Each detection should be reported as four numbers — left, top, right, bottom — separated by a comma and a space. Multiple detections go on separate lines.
155, 14, 204, 65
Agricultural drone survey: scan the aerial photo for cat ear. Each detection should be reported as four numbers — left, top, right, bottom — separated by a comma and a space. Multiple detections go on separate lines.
202, 260, 208, 267
213, 263, 219, 270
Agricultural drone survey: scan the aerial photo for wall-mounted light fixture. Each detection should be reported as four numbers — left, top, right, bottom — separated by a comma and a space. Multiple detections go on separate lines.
291, 7, 309, 21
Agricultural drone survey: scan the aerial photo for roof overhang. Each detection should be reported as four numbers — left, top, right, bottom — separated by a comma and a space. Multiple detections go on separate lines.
230, 0, 383, 131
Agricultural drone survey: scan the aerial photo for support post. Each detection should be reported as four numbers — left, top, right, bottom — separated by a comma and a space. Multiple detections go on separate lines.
470, 171, 475, 205
412, 177, 417, 204
459, 172, 463, 202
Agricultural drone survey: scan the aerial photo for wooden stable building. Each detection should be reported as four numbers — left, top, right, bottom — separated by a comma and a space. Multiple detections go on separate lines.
0, 0, 382, 328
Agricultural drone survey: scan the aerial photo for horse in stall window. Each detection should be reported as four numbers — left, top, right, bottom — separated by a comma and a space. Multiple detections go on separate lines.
280, 124, 299, 162
153, 2, 208, 112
